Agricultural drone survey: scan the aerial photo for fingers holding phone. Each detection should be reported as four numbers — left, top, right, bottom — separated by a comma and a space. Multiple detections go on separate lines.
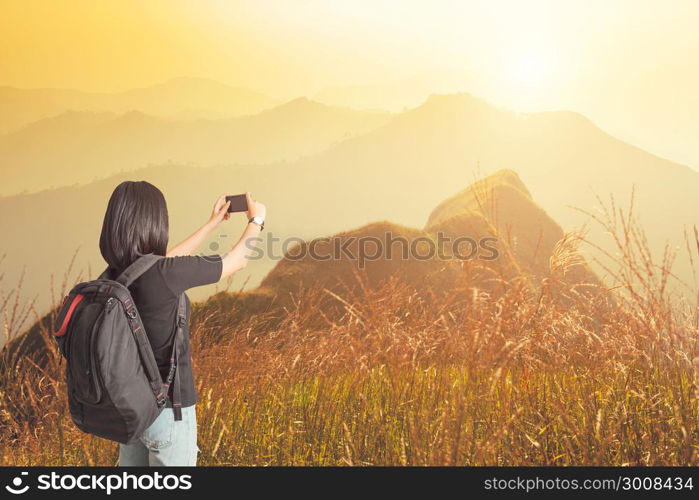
222, 192, 265, 224
244, 192, 266, 220
210, 195, 231, 226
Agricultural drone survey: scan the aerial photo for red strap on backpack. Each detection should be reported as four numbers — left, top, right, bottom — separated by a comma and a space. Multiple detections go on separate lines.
53, 294, 84, 337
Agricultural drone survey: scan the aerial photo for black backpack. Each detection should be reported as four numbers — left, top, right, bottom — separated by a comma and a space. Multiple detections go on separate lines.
52, 254, 185, 444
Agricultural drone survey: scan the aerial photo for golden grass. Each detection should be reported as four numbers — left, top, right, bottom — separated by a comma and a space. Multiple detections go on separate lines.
0, 203, 697, 466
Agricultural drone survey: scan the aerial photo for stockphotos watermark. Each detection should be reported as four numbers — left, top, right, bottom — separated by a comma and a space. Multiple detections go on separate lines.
4, 470, 192, 495
206, 231, 500, 268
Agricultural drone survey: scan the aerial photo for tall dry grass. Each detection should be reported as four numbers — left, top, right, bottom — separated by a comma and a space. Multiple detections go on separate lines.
0, 205, 697, 466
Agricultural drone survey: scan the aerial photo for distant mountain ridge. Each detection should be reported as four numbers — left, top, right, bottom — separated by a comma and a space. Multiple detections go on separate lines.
288, 92, 698, 264
0, 98, 392, 195
314, 79, 434, 112
1, 91, 697, 331
0, 77, 278, 135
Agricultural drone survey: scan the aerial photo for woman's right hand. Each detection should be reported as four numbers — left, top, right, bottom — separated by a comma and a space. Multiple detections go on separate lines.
245, 192, 266, 220
209, 195, 231, 227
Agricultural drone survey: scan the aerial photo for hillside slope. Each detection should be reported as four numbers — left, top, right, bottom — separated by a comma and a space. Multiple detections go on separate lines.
251, 170, 602, 313
3, 171, 577, 362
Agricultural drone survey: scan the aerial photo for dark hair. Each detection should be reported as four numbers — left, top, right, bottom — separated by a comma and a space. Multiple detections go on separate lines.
100, 181, 169, 270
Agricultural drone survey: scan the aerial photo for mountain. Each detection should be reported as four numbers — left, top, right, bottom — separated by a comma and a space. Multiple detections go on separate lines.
427, 169, 569, 279
314, 79, 434, 112
1, 92, 697, 333
259, 221, 464, 296
278, 93, 699, 281
0, 171, 576, 363
259, 170, 599, 302
0, 99, 391, 195
426, 170, 603, 297
0, 77, 278, 135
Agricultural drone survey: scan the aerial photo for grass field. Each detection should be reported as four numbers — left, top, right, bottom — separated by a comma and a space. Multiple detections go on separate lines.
1, 208, 697, 466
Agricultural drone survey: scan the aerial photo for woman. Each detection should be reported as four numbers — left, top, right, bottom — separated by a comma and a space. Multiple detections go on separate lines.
98, 181, 266, 466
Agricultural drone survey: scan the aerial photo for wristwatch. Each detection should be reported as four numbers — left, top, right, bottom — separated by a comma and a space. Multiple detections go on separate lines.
248, 216, 265, 230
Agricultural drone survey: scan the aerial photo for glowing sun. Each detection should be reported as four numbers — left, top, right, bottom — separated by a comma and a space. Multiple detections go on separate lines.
508, 48, 557, 88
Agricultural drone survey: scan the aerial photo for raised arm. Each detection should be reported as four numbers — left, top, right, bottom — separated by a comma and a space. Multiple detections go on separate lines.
166, 192, 265, 280
166, 195, 231, 257
220, 192, 266, 279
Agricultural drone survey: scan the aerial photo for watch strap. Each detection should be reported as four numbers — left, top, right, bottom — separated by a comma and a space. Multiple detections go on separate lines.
248, 216, 264, 230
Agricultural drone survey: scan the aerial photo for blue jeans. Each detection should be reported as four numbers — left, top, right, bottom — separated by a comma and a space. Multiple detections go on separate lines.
119, 406, 198, 466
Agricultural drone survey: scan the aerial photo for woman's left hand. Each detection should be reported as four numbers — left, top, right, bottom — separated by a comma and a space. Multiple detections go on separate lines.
210, 195, 231, 226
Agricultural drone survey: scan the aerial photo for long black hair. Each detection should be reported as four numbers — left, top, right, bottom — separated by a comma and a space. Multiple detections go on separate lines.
100, 181, 169, 270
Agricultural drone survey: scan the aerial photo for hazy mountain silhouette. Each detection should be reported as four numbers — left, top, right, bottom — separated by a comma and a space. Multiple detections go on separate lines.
0, 98, 391, 195
258, 170, 598, 304
314, 78, 435, 112
0, 77, 278, 135
279, 93, 698, 283
1, 92, 697, 332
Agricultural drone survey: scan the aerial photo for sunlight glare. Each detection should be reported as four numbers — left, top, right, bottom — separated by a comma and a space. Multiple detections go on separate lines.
509, 48, 556, 88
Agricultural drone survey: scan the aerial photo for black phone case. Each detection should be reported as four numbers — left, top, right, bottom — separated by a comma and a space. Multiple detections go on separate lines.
226, 194, 248, 213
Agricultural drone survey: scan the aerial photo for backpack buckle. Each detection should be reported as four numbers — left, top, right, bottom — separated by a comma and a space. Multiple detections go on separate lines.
178, 316, 186, 328
156, 392, 167, 408
127, 309, 137, 320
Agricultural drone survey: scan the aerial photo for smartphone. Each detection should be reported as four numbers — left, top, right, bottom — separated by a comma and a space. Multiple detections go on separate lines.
226, 194, 248, 213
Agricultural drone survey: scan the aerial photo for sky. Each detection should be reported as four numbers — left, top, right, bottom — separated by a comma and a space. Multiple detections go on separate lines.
1, 0, 698, 167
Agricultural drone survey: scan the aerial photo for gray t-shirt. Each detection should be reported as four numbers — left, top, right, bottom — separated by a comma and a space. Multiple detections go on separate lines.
112, 254, 222, 408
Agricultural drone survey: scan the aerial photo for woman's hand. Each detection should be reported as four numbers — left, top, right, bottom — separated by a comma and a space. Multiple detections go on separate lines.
209, 195, 231, 227
245, 192, 266, 220
219, 193, 267, 279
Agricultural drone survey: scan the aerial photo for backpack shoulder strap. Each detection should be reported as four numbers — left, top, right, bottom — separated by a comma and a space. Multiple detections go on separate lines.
162, 293, 187, 421
116, 254, 163, 287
